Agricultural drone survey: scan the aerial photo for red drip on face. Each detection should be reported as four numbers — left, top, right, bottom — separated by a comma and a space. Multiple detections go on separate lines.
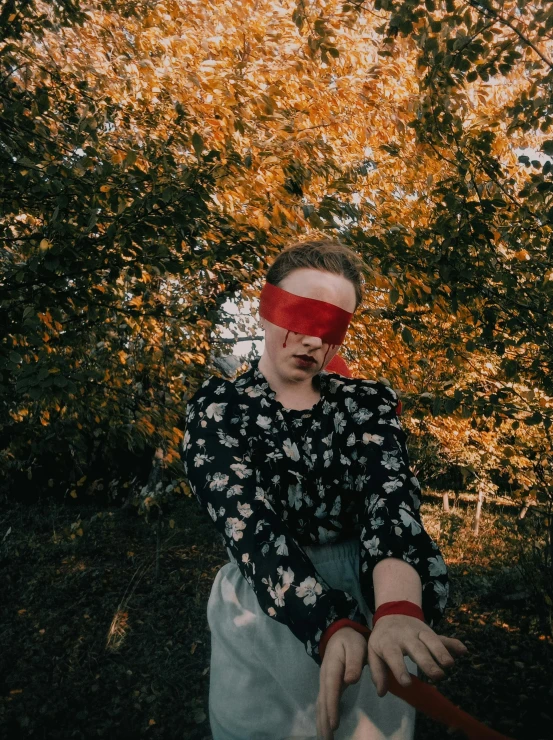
282, 329, 291, 348
322, 344, 334, 368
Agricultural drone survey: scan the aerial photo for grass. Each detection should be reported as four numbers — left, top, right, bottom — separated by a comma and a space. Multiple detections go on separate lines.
1, 492, 552, 740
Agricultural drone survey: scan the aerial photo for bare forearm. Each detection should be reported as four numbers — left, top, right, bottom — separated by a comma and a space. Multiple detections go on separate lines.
372, 557, 422, 608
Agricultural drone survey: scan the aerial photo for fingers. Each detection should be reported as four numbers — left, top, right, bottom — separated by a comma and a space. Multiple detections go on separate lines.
439, 635, 469, 656
323, 647, 346, 732
368, 643, 390, 697
403, 636, 447, 681
369, 639, 413, 693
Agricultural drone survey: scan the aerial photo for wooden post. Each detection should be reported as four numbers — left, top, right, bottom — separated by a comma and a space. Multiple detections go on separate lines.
518, 497, 531, 520
443, 491, 450, 513
473, 481, 485, 536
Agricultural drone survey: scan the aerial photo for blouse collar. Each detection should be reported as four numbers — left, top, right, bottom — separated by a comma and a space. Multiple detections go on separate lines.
237, 357, 331, 404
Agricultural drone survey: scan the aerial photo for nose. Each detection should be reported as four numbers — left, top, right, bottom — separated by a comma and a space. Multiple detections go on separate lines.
302, 335, 323, 349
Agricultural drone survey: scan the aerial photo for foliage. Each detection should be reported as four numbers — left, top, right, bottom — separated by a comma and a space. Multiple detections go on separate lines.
1, 0, 553, 524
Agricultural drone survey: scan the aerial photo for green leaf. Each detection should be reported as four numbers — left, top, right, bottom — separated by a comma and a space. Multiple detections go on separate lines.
401, 327, 415, 346
192, 132, 204, 157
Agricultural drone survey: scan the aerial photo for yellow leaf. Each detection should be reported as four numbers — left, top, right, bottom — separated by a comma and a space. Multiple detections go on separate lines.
70, 490, 77, 499
149, 719, 156, 726
169, 519, 175, 529
76, 528, 83, 537
39, 239, 52, 251
514, 250, 530, 261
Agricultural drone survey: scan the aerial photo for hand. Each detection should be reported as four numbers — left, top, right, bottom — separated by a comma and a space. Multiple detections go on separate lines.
316, 627, 368, 740
367, 614, 468, 697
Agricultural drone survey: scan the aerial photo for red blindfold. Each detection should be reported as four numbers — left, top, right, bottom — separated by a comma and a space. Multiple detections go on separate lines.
259, 282, 353, 346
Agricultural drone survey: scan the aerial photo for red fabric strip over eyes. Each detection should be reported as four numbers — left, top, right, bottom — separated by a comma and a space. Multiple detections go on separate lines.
259, 282, 353, 346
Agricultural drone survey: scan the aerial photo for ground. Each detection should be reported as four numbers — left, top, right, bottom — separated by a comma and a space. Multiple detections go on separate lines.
1, 493, 552, 740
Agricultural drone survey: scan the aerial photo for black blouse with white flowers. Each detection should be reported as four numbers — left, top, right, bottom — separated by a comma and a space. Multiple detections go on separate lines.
181, 359, 449, 667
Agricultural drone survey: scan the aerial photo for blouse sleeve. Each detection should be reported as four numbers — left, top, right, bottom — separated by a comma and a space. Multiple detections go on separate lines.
181, 375, 369, 666
354, 381, 449, 626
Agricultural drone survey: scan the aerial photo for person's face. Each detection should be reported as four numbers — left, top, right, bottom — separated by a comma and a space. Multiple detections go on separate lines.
259, 268, 357, 381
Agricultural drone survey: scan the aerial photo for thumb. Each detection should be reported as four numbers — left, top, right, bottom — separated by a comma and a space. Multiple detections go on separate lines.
368, 643, 389, 698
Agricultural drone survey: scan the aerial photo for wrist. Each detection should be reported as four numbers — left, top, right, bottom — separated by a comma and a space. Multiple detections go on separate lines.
372, 600, 425, 627
319, 618, 371, 661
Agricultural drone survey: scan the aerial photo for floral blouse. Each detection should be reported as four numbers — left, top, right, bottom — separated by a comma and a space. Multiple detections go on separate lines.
181, 359, 449, 667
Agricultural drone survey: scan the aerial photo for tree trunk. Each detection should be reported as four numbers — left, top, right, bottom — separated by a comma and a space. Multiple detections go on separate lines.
474, 484, 485, 536
443, 491, 450, 513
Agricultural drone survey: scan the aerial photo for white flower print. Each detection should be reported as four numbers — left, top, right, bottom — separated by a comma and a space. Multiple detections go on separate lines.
330, 496, 341, 516
209, 472, 229, 491
353, 408, 373, 424
237, 501, 253, 518
272, 582, 289, 607
344, 398, 358, 413
282, 439, 300, 461
230, 463, 253, 479
323, 450, 333, 467
194, 453, 212, 467
382, 451, 401, 471
378, 403, 392, 414
255, 519, 267, 534
315, 503, 326, 518
367, 493, 385, 514
268, 607, 276, 617
288, 483, 303, 510
362, 433, 384, 446
340, 454, 350, 466
362, 383, 378, 395
318, 526, 338, 544
370, 516, 384, 529
205, 402, 227, 422
207, 502, 217, 521
383, 478, 403, 494
277, 565, 295, 587
254, 488, 272, 510
346, 433, 356, 447
334, 412, 346, 434
322, 433, 333, 446
225, 517, 246, 541
242, 383, 264, 397
433, 581, 449, 611
399, 506, 422, 535
256, 415, 272, 430
428, 556, 447, 577
217, 431, 239, 447
363, 536, 381, 556
241, 553, 256, 575
226, 484, 243, 498
296, 576, 323, 606
274, 534, 289, 555
182, 429, 191, 450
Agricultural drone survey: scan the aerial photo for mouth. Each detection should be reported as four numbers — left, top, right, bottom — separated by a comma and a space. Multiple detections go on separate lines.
293, 354, 317, 365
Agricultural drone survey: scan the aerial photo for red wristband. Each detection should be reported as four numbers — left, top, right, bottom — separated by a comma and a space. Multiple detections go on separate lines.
372, 600, 425, 627
319, 618, 371, 661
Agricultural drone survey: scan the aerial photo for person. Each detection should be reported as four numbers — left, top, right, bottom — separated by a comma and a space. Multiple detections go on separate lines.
181, 238, 467, 740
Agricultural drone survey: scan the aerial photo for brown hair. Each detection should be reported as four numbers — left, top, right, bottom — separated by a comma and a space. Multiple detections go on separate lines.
265, 238, 364, 309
